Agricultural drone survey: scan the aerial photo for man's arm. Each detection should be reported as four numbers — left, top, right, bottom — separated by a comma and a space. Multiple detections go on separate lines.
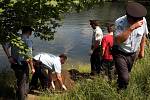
2, 45, 11, 57
102, 47, 105, 56
138, 35, 146, 59
48, 70, 55, 90
115, 20, 144, 44
27, 59, 35, 74
56, 73, 67, 90
2, 44, 16, 64
101, 38, 106, 56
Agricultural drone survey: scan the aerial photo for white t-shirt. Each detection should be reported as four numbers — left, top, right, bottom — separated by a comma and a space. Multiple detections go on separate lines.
114, 15, 149, 53
92, 26, 103, 46
34, 53, 61, 73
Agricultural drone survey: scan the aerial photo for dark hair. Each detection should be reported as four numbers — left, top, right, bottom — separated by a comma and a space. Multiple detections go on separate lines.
107, 23, 114, 33
126, 14, 143, 22
22, 26, 34, 34
59, 54, 67, 60
89, 20, 100, 26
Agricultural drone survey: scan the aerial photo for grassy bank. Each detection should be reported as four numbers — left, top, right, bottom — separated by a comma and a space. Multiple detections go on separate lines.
0, 47, 150, 100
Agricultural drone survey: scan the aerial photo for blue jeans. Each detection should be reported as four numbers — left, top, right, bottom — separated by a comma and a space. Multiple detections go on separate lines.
11, 61, 29, 100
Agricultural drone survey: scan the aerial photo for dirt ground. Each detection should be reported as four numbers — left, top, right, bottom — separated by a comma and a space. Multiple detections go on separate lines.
29, 69, 91, 92
28, 69, 92, 100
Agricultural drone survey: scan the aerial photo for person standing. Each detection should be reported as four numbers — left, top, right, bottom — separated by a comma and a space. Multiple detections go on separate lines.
2, 26, 35, 100
90, 20, 103, 75
30, 53, 67, 91
113, 2, 149, 91
101, 23, 114, 81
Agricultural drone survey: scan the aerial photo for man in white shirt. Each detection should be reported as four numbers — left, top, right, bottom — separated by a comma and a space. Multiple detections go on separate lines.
113, 2, 148, 91
90, 20, 103, 75
30, 53, 67, 90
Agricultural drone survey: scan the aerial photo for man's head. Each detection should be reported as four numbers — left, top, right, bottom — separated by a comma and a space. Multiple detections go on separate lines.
107, 23, 114, 33
90, 20, 100, 29
59, 54, 67, 64
22, 26, 34, 36
126, 2, 147, 23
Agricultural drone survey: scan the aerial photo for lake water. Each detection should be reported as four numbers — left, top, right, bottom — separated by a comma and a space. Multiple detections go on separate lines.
0, 2, 149, 70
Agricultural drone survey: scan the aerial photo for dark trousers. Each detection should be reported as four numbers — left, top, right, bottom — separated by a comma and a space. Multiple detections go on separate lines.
101, 60, 114, 81
30, 65, 48, 90
113, 49, 136, 89
90, 47, 102, 75
11, 61, 29, 100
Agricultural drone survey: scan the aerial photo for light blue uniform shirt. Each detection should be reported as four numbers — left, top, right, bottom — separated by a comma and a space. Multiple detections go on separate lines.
4, 34, 33, 63
34, 53, 61, 74
114, 15, 149, 53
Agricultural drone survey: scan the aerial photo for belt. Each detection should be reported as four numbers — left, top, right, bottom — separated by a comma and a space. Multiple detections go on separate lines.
112, 45, 136, 56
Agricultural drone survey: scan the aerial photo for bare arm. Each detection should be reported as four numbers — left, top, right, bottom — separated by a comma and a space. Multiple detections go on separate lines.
27, 59, 35, 74
48, 70, 55, 89
102, 47, 105, 56
2, 45, 11, 57
2, 45, 16, 64
138, 35, 146, 59
115, 20, 144, 44
115, 28, 133, 44
56, 73, 67, 90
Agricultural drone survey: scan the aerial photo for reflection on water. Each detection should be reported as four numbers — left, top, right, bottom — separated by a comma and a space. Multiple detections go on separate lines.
0, 2, 149, 69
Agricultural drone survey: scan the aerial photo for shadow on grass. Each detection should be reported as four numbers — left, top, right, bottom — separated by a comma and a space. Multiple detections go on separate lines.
68, 69, 94, 81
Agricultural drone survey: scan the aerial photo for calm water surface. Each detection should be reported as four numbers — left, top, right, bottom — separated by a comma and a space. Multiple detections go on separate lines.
0, 2, 149, 69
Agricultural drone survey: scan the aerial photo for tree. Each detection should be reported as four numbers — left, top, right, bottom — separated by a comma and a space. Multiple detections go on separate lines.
0, 0, 103, 55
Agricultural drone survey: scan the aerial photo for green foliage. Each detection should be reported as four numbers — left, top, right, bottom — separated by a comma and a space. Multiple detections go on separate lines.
0, 0, 103, 56
7, 33, 32, 59
0, 0, 103, 43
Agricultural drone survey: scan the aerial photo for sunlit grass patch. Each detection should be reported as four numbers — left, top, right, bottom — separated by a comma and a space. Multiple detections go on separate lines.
64, 62, 91, 73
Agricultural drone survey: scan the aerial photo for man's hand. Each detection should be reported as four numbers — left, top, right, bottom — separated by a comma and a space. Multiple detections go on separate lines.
31, 68, 35, 74
130, 20, 144, 31
89, 50, 93, 56
62, 84, 67, 90
56, 73, 67, 90
51, 81, 55, 90
8, 56, 17, 64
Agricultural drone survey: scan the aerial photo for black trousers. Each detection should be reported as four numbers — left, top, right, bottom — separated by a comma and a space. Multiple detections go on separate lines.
101, 59, 114, 80
90, 47, 102, 74
30, 64, 48, 90
11, 61, 29, 100
113, 48, 136, 89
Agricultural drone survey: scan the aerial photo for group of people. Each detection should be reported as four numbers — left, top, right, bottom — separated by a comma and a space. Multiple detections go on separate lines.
90, 20, 114, 82
1, 1, 149, 100
89, 2, 149, 91
2, 26, 68, 100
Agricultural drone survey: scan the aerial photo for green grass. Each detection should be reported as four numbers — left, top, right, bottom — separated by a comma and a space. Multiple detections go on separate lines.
0, 69, 16, 99
1, 47, 150, 100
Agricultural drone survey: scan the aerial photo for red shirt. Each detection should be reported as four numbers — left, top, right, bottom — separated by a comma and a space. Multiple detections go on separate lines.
101, 34, 113, 61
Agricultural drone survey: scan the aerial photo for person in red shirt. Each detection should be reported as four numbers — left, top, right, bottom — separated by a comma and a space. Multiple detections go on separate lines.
101, 23, 114, 81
